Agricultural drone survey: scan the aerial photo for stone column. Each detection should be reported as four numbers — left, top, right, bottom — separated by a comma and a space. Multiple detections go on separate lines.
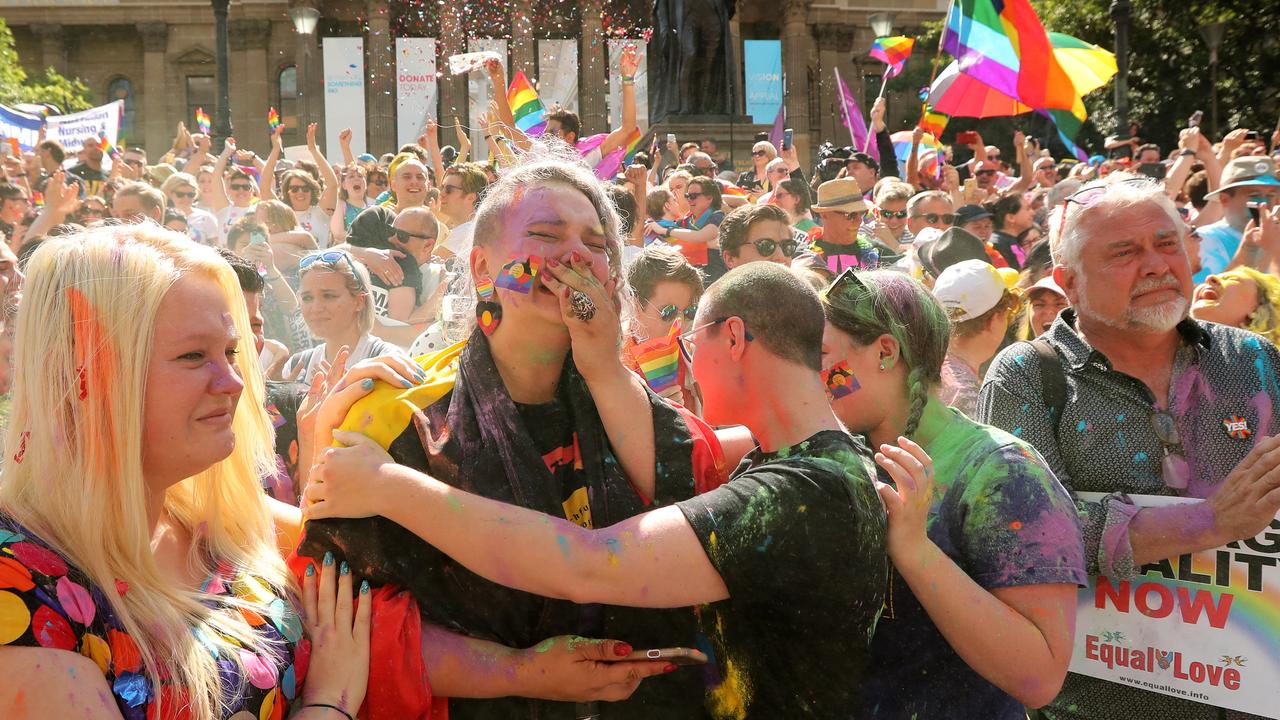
29, 24, 68, 77
137, 22, 169, 158
510, 0, 536, 79
579, 0, 608, 134
436, 0, 468, 137
781, 0, 813, 165
230, 19, 272, 155
727, 0, 745, 116
814, 24, 854, 148
365, 0, 396, 154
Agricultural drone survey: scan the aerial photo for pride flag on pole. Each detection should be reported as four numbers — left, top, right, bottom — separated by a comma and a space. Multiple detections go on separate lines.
943, 0, 1077, 111
98, 132, 120, 160
870, 36, 916, 79
834, 68, 876, 162
195, 107, 211, 135
507, 72, 547, 136
268, 107, 282, 134
768, 104, 785, 151
919, 107, 949, 138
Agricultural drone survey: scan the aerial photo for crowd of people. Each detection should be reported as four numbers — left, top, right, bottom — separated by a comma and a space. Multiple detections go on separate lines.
1, 43, 1280, 720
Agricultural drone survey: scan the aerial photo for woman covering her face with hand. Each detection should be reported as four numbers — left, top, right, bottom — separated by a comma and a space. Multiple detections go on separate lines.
292, 150, 729, 718
817, 269, 1086, 718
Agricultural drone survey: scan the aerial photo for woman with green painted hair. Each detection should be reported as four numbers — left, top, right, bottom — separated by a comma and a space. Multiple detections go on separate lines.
818, 269, 1088, 719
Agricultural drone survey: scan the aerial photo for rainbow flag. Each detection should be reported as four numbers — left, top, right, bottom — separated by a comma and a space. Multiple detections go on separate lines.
891, 130, 942, 178
195, 107, 211, 135
943, 0, 1077, 112
507, 72, 547, 135
583, 127, 645, 181
633, 325, 681, 394
495, 255, 542, 294
268, 107, 282, 133
919, 107, 949, 138
98, 132, 119, 160
870, 36, 915, 79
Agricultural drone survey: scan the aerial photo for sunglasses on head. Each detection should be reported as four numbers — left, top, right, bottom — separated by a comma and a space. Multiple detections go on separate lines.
230, 183, 253, 191
299, 250, 367, 290
879, 209, 908, 219
745, 238, 797, 258
916, 212, 955, 224
650, 301, 699, 322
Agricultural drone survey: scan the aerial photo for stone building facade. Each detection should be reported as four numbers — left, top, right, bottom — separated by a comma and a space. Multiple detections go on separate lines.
3, 0, 944, 165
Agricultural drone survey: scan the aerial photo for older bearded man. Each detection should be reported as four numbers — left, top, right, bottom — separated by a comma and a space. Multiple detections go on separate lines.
977, 173, 1280, 720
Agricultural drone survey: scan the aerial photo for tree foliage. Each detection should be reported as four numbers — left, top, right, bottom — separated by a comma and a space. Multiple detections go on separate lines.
0, 18, 93, 113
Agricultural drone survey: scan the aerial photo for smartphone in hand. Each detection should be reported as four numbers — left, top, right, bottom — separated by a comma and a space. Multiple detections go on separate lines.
956, 130, 980, 146
782, 128, 794, 152
623, 647, 709, 666
1188, 110, 1203, 128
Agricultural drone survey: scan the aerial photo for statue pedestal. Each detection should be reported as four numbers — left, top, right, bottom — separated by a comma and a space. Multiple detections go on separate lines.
650, 115, 773, 175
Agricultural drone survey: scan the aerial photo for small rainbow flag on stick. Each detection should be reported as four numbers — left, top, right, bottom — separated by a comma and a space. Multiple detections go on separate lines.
633, 324, 681, 394
98, 132, 120, 160
195, 107, 211, 135
919, 107, 949, 139
507, 72, 547, 136
268, 107, 282, 133
870, 36, 916, 79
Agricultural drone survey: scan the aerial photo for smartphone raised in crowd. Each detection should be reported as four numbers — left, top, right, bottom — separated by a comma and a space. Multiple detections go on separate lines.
1247, 200, 1264, 225
956, 130, 980, 146
782, 128, 794, 151
1188, 110, 1203, 128
248, 230, 269, 246
623, 647, 708, 666
1137, 162, 1167, 180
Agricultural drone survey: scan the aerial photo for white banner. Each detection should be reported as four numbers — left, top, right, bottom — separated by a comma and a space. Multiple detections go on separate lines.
466, 38, 506, 161
608, 40, 648, 130
323, 37, 366, 157
45, 100, 123, 153
1069, 493, 1280, 716
0, 104, 44, 151
396, 38, 438, 148
537, 39, 578, 115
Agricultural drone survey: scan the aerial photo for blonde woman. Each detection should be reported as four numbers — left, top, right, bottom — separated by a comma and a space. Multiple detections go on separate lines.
159, 172, 220, 246
282, 250, 408, 385
0, 224, 370, 719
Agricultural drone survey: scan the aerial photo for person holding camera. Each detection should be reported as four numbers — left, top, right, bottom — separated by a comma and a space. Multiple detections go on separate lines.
1195, 153, 1280, 281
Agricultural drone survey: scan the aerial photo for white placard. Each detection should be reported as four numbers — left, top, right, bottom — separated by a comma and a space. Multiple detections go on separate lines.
537, 39, 578, 114
323, 37, 366, 157
44, 100, 123, 153
1070, 493, 1280, 716
466, 38, 507, 161
607, 39, 648, 130
397, 38, 438, 148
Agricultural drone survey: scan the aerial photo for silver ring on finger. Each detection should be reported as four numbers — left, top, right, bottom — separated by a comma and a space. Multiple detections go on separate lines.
569, 290, 597, 322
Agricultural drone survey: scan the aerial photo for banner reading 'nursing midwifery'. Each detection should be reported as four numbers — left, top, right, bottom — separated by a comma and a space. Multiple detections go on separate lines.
1069, 493, 1280, 716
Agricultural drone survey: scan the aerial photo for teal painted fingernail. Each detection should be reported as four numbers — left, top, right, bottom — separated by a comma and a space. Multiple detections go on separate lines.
360, 580, 370, 594
361, 378, 374, 390
401, 377, 414, 388
323, 551, 334, 566
340, 561, 350, 576
306, 564, 315, 577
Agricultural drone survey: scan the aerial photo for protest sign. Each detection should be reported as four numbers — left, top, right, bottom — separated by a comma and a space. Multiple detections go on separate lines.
44, 100, 123, 153
1070, 493, 1280, 716
0, 104, 45, 151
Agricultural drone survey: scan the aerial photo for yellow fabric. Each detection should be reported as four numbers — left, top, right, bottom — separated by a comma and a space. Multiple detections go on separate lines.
337, 338, 467, 450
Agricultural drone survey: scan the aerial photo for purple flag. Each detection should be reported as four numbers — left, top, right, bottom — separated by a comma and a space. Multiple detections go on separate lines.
768, 104, 785, 151
834, 68, 878, 163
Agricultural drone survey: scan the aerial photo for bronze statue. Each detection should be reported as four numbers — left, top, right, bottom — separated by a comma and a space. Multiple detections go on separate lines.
650, 0, 736, 121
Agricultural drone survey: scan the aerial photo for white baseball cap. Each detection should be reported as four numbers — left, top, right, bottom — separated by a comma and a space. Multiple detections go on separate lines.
933, 259, 1006, 322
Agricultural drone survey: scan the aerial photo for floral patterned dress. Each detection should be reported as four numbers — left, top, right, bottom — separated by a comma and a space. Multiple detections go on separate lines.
0, 513, 309, 720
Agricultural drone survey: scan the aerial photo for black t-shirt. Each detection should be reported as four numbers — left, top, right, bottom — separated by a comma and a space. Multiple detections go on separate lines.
515, 399, 590, 528
347, 205, 424, 303
68, 163, 107, 197
263, 380, 307, 505
676, 430, 888, 719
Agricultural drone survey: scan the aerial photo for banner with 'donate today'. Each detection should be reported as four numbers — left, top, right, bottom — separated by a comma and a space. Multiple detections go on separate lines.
1070, 493, 1280, 716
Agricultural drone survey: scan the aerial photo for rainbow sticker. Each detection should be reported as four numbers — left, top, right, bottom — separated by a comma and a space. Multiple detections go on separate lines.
821, 360, 859, 399
475, 276, 495, 300
496, 256, 542, 294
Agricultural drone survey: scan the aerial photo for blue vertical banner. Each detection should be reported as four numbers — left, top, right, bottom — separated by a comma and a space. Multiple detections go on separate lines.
743, 40, 783, 124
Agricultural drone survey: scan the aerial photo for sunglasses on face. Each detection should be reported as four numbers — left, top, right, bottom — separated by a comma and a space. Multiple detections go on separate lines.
915, 212, 955, 224
286, 185, 311, 194
81, 207, 106, 217
841, 210, 866, 222
299, 250, 367, 290
123, 158, 144, 168
172, 190, 197, 200
751, 150, 769, 158
879, 209, 908, 219
442, 184, 464, 195
976, 169, 997, 177
369, 176, 388, 186
745, 238, 797, 258
651, 301, 699, 322
685, 192, 704, 201
391, 227, 435, 244
677, 317, 731, 361
230, 183, 253, 192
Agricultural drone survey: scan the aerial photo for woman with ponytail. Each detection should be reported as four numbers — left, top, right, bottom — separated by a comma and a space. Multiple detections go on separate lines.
0, 224, 370, 719
819, 269, 1087, 718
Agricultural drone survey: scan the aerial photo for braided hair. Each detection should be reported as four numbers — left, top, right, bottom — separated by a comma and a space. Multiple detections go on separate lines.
821, 270, 950, 436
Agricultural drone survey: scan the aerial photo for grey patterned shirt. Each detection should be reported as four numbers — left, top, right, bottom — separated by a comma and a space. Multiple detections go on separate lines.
978, 309, 1279, 720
